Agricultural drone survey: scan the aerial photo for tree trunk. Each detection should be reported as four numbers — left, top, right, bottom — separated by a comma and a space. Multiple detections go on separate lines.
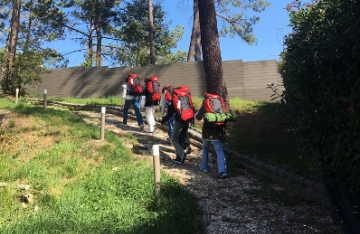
88, 20, 95, 67
24, 0, 33, 52
95, 19, 102, 67
148, 0, 156, 65
187, 0, 201, 62
198, 0, 229, 104
194, 17, 201, 62
3, 0, 22, 92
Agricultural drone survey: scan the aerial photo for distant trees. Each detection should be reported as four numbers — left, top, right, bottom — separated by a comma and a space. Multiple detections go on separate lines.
110, 0, 186, 67
0, 0, 187, 94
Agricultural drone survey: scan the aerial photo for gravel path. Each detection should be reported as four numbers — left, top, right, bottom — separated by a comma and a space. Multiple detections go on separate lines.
79, 110, 343, 234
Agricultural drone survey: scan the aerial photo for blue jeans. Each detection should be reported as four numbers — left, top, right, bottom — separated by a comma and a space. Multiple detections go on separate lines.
168, 114, 175, 139
200, 140, 227, 174
122, 97, 144, 126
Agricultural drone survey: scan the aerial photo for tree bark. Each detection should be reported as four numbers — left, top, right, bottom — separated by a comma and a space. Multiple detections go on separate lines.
198, 0, 229, 104
148, 0, 156, 65
187, 0, 201, 62
3, 0, 22, 92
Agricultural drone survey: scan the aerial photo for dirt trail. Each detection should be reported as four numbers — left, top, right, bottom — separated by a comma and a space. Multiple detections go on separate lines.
78, 110, 343, 234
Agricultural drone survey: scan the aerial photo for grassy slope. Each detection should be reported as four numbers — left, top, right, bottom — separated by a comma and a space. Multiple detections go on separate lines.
0, 99, 200, 233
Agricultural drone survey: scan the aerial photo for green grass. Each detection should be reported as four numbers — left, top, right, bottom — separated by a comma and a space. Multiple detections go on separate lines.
0, 98, 200, 234
48, 95, 122, 106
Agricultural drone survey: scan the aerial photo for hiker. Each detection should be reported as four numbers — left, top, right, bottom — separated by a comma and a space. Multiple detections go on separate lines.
120, 73, 145, 131
162, 85, 175, 143
143, 75, 161, 134
195, 93, 235, 179
161, 86, 194, 164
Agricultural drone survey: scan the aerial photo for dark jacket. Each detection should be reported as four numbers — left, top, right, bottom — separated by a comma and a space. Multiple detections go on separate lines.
161, 102, 183, 123
143, 84, 159, 107
195, 104, 227, 142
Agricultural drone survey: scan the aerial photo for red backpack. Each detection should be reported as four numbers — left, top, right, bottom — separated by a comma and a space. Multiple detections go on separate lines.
203, 93, 228, 125
162, 84, 174, 102
145, 76, 161, 101
126, 73, 143, 96
204, 93, 227, 114
171, 86, 195, 122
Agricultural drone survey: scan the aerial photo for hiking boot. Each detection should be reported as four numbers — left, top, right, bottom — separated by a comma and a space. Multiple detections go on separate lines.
140, 124, 145, 131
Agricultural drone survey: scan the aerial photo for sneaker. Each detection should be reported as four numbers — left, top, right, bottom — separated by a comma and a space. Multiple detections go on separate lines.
220, 172, 228, 179
166, 137, 172, 144
147, 131, 154, 135
140, 124, 145, 131
184, 146, 192, 154
200, 168, 209, 173
173, 157, 183, 164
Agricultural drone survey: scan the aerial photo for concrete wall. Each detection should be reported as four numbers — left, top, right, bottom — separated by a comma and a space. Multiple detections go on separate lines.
26, 59, 282, 102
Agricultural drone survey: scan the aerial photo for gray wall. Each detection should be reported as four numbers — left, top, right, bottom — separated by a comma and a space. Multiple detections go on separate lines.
26, 59, 282, 102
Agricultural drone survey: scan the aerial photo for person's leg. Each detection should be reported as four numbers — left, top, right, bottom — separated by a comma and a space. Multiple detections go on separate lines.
213, 140, 227, 174
179, 122, 191, 154
133, 97, 144, 126
200, 139, 210, 172
179, 121, 189, 148
145, 105, 156, 133
145, 106, 152, 132
168, 114, 175, 140
172, 121, 185, 162
122, 99, 132, 124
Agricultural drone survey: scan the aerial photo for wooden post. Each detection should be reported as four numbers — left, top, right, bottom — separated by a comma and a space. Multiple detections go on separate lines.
15, 88, 19, 103
43, 89, 47, 110
152, 144, 161, 199
100, 107, 106, 141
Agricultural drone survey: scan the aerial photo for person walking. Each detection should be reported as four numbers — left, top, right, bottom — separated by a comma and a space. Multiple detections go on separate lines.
162, 85, 175, 143
195, 93, 231, 179
161, 86, 194, 164
143, 75, 161, 134
120, 73, 145, 131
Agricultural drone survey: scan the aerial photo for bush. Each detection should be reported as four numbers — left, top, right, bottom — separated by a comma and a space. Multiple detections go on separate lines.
279, 0, 360, 193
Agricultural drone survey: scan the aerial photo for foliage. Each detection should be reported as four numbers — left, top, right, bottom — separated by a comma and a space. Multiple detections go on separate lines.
279, 0, 360, 192
111, 0, 187, 67
215, 0, 270, 44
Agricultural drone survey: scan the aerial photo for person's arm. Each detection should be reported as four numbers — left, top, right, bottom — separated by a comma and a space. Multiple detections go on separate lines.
120, 84, 127, 108
195, 104, 205, 122
161, 104, 175, 124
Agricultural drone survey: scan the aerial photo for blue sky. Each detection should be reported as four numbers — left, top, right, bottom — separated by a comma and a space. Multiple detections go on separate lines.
164, 0, 292, 63
51, 0, 294, 67
1, 0, 293, 67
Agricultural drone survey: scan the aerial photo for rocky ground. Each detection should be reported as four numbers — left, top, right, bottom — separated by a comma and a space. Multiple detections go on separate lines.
79, 110, 343, 234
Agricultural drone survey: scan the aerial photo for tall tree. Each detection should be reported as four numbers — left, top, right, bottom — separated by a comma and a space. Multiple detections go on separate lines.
198, 0, 229, 106
187, 0, 201, 62
188, 0, 270, 61
148, 0, 156, 65
112, 0, 186, 67
3, 0, 22, 92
